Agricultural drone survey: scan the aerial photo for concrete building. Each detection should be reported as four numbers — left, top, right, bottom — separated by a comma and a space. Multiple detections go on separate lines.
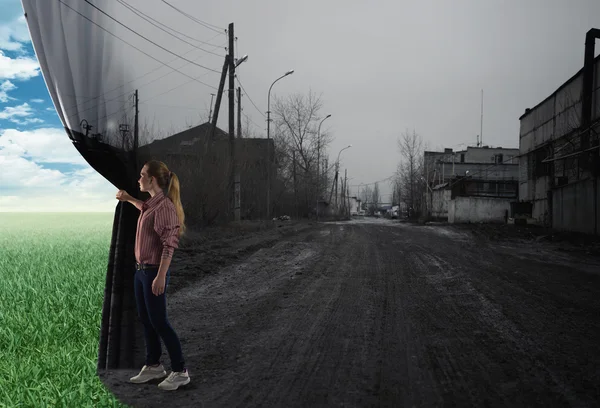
518, 34, 600, 234
137, 122, 275, 225
424, 146, 519, 185
424, 146, 519, 221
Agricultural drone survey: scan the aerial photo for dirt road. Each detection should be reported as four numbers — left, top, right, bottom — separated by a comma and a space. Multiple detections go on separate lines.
98, 218, 600, 407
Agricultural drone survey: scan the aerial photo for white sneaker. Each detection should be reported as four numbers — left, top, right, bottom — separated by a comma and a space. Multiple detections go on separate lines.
158, 369, 191, 391
129, 364, 167, 384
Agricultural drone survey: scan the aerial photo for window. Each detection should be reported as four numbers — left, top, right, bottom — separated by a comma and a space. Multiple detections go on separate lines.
533, 149, 550, 177
460, 154, 465, 163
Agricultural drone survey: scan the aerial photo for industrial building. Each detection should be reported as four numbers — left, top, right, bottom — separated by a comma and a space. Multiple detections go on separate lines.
518, 29, 600, 234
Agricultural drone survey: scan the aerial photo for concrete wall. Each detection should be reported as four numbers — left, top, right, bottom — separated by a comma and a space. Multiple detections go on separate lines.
552, 178, 600, 235
448, 197, 511, 224
424, 147, 519, 184
463, 147, 519, 163
431, 189, 451, 219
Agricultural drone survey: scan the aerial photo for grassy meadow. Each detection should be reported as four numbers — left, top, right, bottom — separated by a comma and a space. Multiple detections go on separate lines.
0, 212, 130, 408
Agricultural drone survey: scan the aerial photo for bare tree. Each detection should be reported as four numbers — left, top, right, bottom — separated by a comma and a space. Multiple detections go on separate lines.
397, 129, 425, 218
371, 182, 380, 214
271, 90, 333, 217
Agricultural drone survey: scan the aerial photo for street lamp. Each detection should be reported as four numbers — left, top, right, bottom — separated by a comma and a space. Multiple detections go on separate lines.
336, 144, 352, 165
234, 54, 248, 68
316, 114, 331, 221
266, 69, 294, 219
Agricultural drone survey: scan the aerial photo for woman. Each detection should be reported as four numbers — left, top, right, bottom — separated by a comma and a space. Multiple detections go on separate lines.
115, 160, 190, 391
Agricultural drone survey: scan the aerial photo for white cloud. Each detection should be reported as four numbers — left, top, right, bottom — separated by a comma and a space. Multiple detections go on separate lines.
10, 117, 44, 125
0, 102, 43, 125
46, 107, 55, 111
0, 101, 32, 118
0, 50, 39, 80
0, 80, 16, 102
30, 98, 44, 103
0, 16, 30, 52
0, 127, 87, 165
0, 127, 117, 212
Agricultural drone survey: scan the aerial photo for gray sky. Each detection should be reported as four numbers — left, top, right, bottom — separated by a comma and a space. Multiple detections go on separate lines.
6, 0, 600, 211
135, 0, 600, 201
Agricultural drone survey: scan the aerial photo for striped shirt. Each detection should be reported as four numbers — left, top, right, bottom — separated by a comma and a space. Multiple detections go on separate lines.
134, 189, 180, 265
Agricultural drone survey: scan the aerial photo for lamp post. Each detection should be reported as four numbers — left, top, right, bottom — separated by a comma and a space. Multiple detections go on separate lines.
316, 114, 331, 221
334, 145, 352, 215
266, 69, 294, 220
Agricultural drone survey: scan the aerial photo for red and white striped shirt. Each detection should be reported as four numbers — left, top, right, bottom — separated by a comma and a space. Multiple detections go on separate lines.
134, 189, 180, 264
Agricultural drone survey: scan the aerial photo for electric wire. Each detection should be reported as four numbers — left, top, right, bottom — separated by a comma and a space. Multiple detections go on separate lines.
116, 0, 223, 56
160, 0, 225, 34
349, 175, 395, 188
66, 45, 222, 121
82, 0, 221, 73
62, 33, 224, 115
236, 77, 265, 119
242, 112, 264, 134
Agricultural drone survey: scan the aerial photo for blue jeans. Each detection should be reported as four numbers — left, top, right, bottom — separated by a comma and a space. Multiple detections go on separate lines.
134, 266, 185, 372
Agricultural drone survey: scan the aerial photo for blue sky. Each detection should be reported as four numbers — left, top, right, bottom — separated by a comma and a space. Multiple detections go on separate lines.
0, 0, 116, 212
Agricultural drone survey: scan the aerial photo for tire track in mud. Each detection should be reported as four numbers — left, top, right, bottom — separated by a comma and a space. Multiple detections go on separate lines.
220, 223, 382, 407
100, 219, 600, 408
406, 235, 598, 407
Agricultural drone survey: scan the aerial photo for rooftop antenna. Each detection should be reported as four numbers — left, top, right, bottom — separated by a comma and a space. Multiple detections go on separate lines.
480, 89, 484, 147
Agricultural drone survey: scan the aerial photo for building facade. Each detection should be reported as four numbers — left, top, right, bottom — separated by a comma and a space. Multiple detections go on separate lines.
137, 122, 275, 225
518, 52, 600, 234
424, 146, 519, 186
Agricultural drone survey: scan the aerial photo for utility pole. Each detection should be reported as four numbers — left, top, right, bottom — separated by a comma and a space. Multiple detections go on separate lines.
316, 136, 320, 221
227, 22, 237, 222
133, 89, 139, 179
328, 165, 338, 215
344, 169, 348, 218
208, 93, 215, 123
210, 58, 229, 140
335, 162, 339, 216
237, 87, 242, 138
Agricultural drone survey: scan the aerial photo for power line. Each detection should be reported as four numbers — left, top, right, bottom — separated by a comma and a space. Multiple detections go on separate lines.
350, 175, 395, 188
92, 91, 135, 128
65, 48, 221, 121
83, 0, 221, 73
95, 67, 225, 125
56, 0, 220, 107
116, 0, 223, 56
236, 77, 265, 119
62, 33, 225, 116
160, 0, 225, 34
242, 112, 264, 133
140, 101, 204, 110
142, 69, 224, 104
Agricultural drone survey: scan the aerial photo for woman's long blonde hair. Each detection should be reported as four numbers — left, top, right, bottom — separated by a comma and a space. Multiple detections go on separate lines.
145, 160, 186, 237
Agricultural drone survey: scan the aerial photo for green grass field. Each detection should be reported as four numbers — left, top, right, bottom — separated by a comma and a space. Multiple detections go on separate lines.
0, 212, 131, 408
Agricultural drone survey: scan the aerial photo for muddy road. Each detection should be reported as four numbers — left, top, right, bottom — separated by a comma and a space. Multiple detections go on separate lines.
99, 218, 600, 407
